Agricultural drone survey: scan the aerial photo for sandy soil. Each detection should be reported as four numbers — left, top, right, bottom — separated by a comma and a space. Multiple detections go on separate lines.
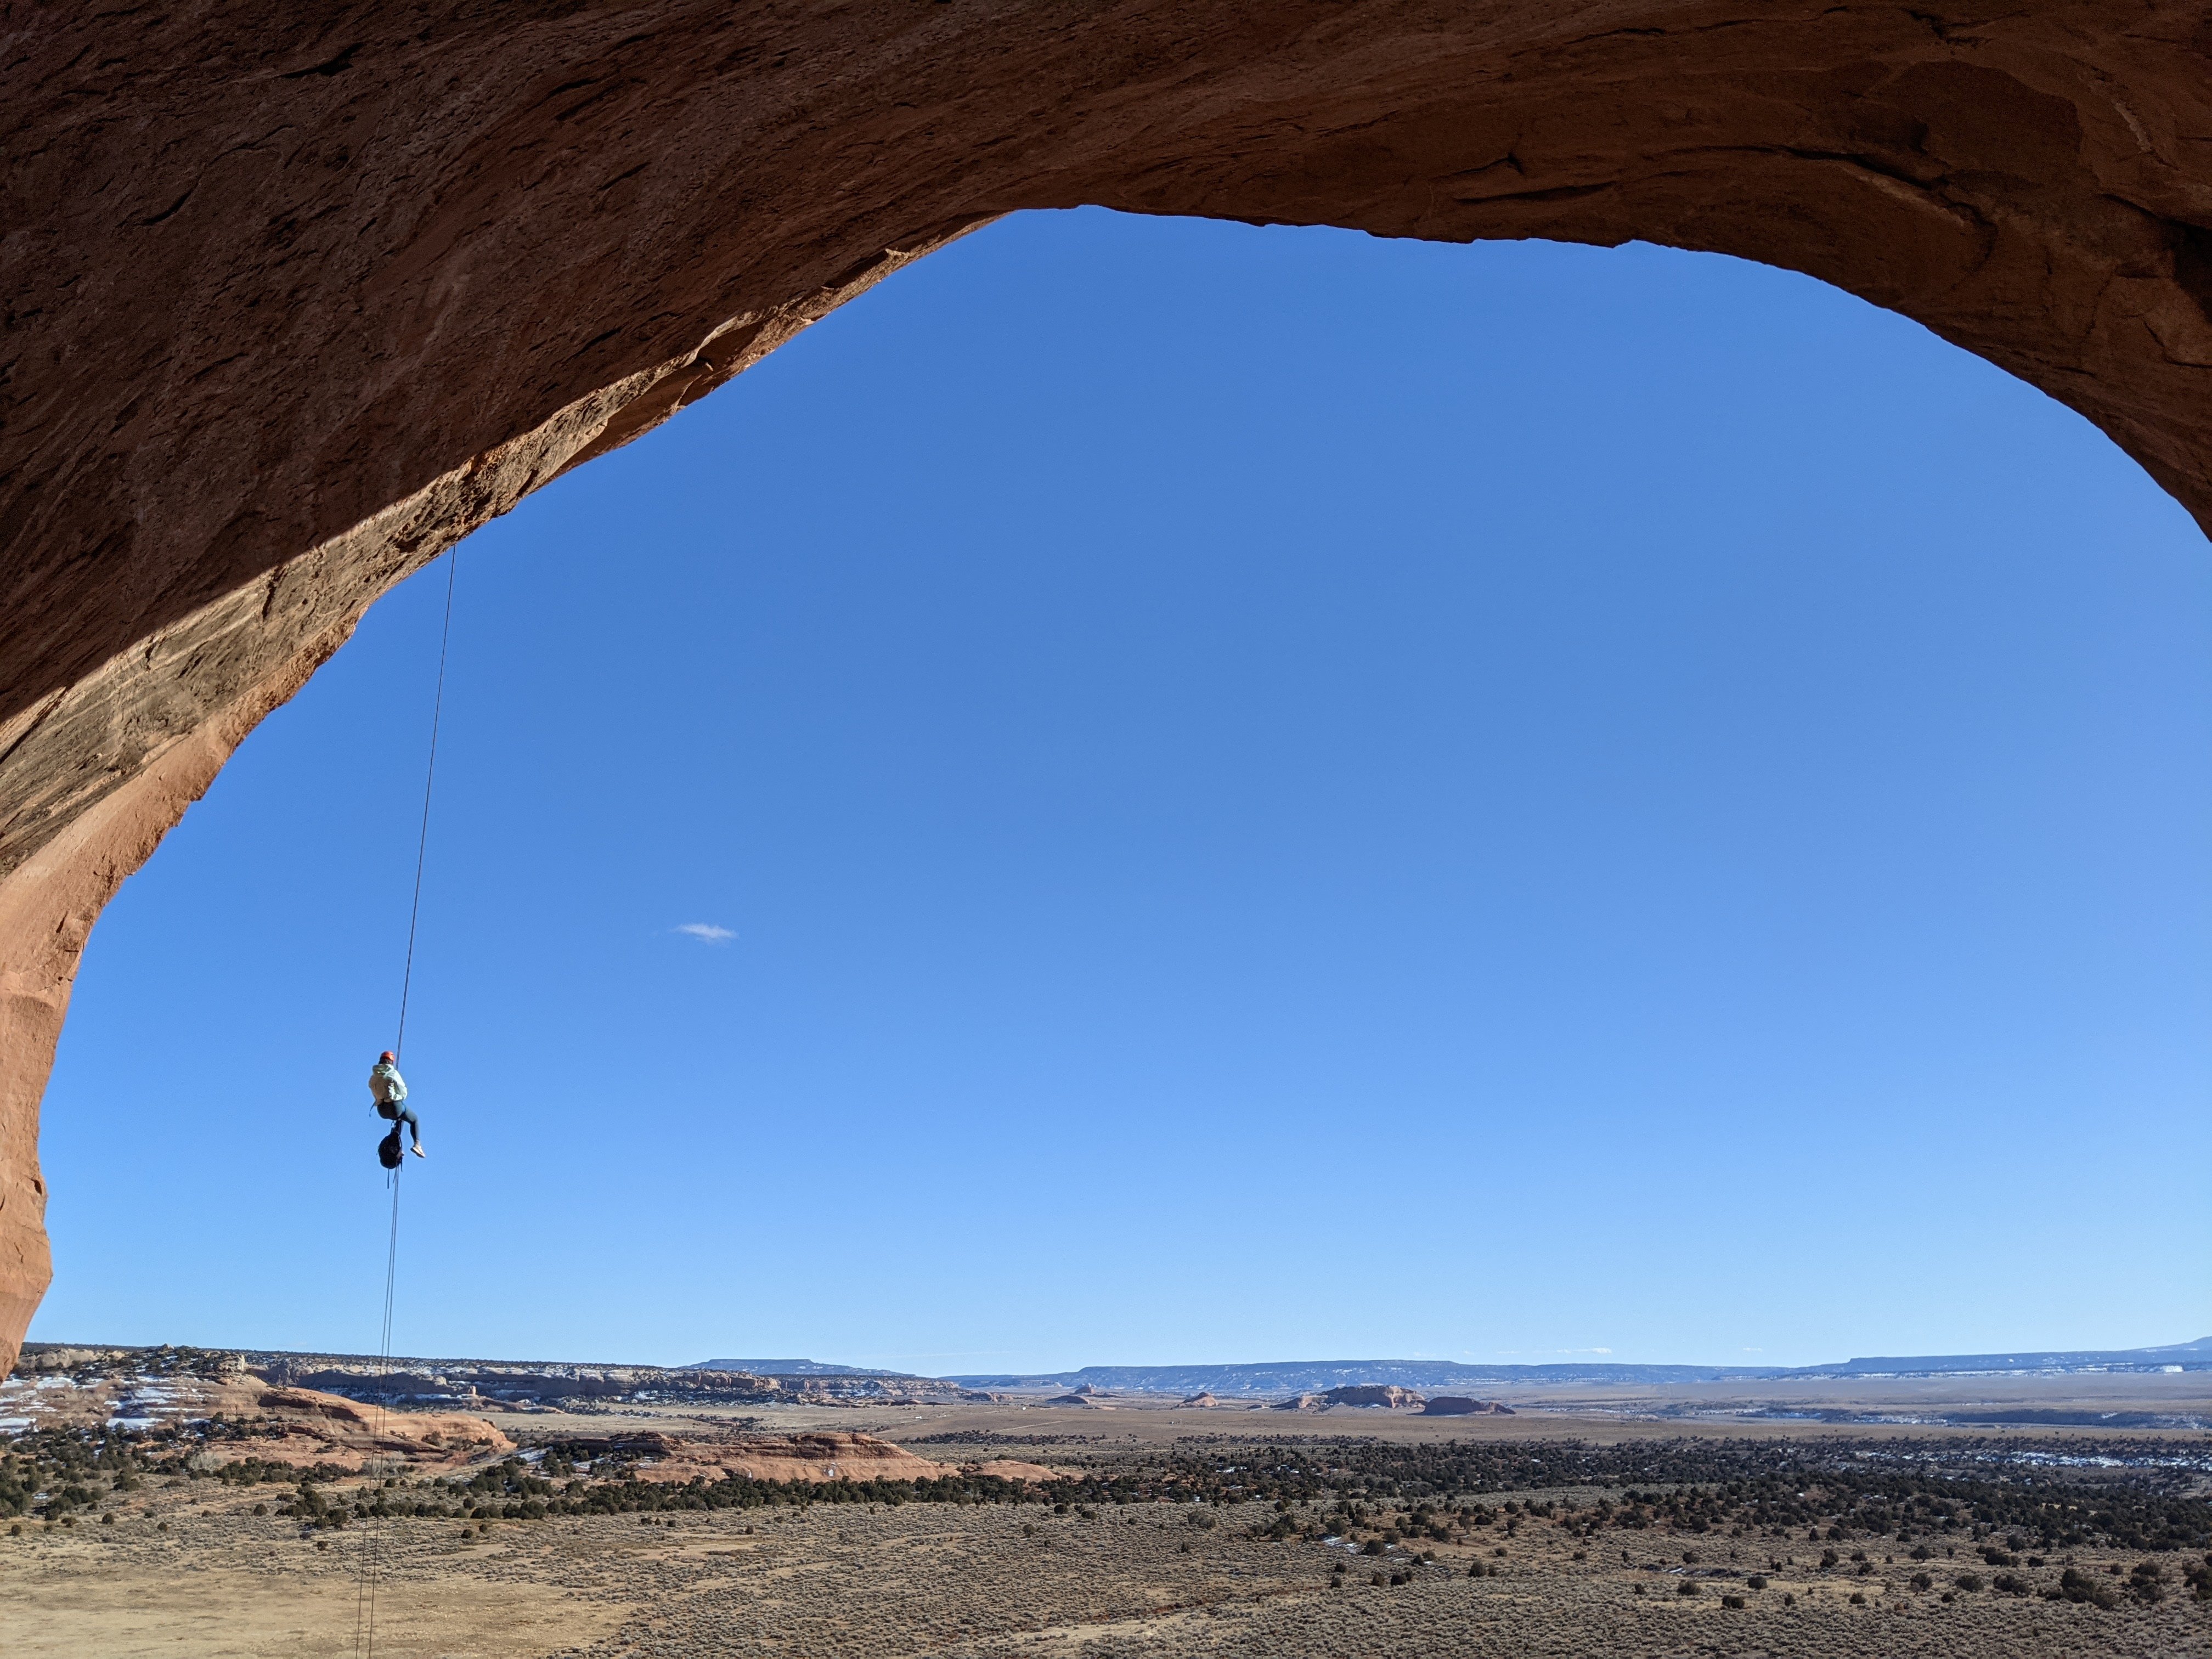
0, 1480, 628, 1657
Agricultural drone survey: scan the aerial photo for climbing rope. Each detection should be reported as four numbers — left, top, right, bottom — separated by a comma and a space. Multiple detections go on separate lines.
394, 546, 460, 1063
352, 1170, 404, 1659
353, 546, 461, 1659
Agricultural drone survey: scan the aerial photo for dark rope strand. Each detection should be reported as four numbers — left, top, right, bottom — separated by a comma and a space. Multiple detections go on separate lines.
394, 548, 459, 1062
352, 1168, 402, 1658
362, 1169, 402, 1659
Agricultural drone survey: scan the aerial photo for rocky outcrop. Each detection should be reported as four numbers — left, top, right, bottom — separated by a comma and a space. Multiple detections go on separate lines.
559, 1430, 1062, 1487
1420, 1396, 1517, 1417
627, 1431, 954, 1487
0, 1359, 510, 1468
8, 3, 2212, 1367
1274, 1384, 1431, 1409
967, 1459, 1066, 1485
1323, 1385, 1427, 1409
237, 1385, 515, 1469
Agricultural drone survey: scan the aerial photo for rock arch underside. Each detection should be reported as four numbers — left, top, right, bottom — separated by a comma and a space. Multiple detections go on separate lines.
4, 1, 2212, 1369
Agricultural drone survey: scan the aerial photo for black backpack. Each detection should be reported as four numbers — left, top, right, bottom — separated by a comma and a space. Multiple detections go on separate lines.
376, 1125, 405, 1169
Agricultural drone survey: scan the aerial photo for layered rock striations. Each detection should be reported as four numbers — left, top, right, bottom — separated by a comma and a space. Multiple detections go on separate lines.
7, 2, 2212, 1367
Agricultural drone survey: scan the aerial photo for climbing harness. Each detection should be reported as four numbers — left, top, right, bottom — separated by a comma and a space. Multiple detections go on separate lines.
352, 546, 460, 1659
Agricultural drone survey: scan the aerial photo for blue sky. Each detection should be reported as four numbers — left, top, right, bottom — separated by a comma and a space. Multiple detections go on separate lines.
31, 208, 2210, 1372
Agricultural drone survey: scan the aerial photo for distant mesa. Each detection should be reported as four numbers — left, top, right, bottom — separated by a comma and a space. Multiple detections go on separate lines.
1272, 1385, 1432, 1411
1420, 1395, 1515, 1417
1818, 1334, 2212, 1378
684, 1357, 914, 1379
16, 1333, 2208, 1437
944, 1336, 2212, 1398
1321, 1385, 1425, 1409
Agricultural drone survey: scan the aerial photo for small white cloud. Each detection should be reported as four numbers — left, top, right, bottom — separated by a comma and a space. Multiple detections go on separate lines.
675, 922, 735, 944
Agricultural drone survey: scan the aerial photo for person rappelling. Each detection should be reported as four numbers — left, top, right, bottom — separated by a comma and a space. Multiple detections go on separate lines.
369, 1050, 427, 1160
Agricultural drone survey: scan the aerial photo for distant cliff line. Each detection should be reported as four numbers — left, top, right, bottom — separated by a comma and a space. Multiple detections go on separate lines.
944, 1338, 2212, 1396
20, 1336, 2207, 1399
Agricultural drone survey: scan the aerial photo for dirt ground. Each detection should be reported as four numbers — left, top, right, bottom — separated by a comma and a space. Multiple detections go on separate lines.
0, 1483, 625, 1657
7, 1477, 2205, 1659
4, 1392, 2208, 1658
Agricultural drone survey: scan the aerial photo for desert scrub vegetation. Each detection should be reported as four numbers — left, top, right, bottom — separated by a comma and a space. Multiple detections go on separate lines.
1047, 1435, 2212, 1556
6, 1425, 2209, 1659
0, 1427, 156, 1520
10, 1419, 2211, 1581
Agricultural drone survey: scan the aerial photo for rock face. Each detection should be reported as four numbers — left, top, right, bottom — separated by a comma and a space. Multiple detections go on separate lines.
6, 2, 2212, 1368
1322, 1385, 1427, 1409
626, 1431, 955, 1487
0, 1361, 511, 1468
1420, 1396, 1517, 1417
238, 1385, 516, 1469
1274, 1384, 1429, 1409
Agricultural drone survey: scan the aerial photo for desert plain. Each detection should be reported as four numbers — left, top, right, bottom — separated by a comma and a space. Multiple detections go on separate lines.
2, 1352, 2207, 1658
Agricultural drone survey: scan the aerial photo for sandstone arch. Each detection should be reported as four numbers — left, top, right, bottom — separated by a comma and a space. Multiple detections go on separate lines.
4, 2, 2210, 1367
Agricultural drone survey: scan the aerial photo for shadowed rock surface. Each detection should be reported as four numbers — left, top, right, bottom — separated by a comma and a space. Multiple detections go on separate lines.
7, 1, 2212, 1367
1422, 1396, 1517, 1417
